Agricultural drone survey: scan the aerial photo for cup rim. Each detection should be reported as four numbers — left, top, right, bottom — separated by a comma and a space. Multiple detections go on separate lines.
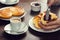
10, 17, 21, 23
31, 2, 41, 7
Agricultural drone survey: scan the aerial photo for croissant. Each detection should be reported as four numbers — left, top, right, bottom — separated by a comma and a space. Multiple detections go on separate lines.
0, 8, 12, 19
10, 6, 24, 16
0, 6, 25, 19
33, 16, 41, 29
41, 12, 57, 25
33, 12, 57, 29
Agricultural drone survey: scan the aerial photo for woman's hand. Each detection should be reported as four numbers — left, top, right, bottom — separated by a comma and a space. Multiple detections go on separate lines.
39, 18, 60, 30
46, 18, 60, 25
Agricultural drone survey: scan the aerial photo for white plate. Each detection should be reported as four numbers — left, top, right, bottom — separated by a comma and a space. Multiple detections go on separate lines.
0, 0, 19, 5
0, 7, 26, 21
29, 17, 60, 33
4, 22, 28, 35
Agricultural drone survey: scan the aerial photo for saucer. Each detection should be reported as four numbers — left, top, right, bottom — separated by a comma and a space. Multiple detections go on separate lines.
0, 0, 19, 5
4, 22, 28, 35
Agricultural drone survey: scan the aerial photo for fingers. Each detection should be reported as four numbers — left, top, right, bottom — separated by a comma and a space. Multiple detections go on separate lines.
45, 25, 59, 30
45, 18, 60, 26
39, 23, 59, 30
46, 20, 58, 26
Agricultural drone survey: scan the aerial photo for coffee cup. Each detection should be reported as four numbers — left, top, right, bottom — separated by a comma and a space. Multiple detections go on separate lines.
10, 17, 22, 32
31, 2, 41, 12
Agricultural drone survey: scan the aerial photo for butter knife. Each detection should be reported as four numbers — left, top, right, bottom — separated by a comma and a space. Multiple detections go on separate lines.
45, 8, 50, 21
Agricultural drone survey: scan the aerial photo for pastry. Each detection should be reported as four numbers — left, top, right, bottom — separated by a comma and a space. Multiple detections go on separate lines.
0, 6, 25, 19
33, 16, 41, 29
33, 13, 45, 29
0, 8, 12, 19
33, 12, 57, 29
10, 6, 24, 16
33, 13, 43, 29
41, 12, 57, 25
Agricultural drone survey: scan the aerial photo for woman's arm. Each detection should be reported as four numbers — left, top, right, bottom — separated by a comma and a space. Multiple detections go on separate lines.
48, 0, 59, 6
48, 0, 54, 6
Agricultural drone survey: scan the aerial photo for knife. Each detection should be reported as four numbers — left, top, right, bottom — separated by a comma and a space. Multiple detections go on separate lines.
45, 8, 50, 21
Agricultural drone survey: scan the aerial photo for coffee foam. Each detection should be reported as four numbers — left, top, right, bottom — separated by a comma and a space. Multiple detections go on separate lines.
10, 17, 21, 23
12, 19, 20, 23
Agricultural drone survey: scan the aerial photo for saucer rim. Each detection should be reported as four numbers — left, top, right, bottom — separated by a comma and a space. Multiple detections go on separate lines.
4, 23, 28, 35
0, 0, 19, 5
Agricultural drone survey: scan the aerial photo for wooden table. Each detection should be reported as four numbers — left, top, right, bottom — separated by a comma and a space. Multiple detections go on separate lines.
0, 0, 60, 40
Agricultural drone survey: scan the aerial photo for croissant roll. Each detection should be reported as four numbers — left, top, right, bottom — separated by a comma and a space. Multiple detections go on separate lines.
0, 8, 12, 19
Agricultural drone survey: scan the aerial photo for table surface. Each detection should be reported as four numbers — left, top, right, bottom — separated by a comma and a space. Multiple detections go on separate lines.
0, 0, 60, 40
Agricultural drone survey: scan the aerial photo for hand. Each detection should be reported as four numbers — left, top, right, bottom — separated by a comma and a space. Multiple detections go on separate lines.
48, 0, 58, 6
46, 18, 60, 25
39, 18, 60, 30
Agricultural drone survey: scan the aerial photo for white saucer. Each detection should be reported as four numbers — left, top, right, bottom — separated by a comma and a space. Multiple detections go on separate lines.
0, 0, 19, 5
29, 17, 60, 33
4, 22, 28, 35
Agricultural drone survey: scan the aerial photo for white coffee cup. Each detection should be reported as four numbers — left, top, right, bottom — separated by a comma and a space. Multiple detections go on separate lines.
10, 17, 22, 32
31, 2, 41, 11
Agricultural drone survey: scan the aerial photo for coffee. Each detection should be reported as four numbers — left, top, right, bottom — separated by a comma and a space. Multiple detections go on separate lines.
44, 14, 51, 21
11, 18, 20, 23
31, 2, 41, 15
10, 17, 21, 23
35, 3, 40, 6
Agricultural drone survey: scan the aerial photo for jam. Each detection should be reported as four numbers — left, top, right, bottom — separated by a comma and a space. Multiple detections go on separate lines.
35, 3, 40, 6
44, 14, 51, 21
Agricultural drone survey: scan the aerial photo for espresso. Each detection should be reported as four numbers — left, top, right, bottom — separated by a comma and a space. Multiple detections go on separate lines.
12, 19, 20, 23
44, 14, 51, 21
35, 3, 40, 6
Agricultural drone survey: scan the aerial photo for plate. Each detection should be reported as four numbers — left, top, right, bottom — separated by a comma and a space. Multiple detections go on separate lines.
4, 22, 28, 35
0, 0, 19, 5
29, 17, 60, 33
0, 7, 26, 21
